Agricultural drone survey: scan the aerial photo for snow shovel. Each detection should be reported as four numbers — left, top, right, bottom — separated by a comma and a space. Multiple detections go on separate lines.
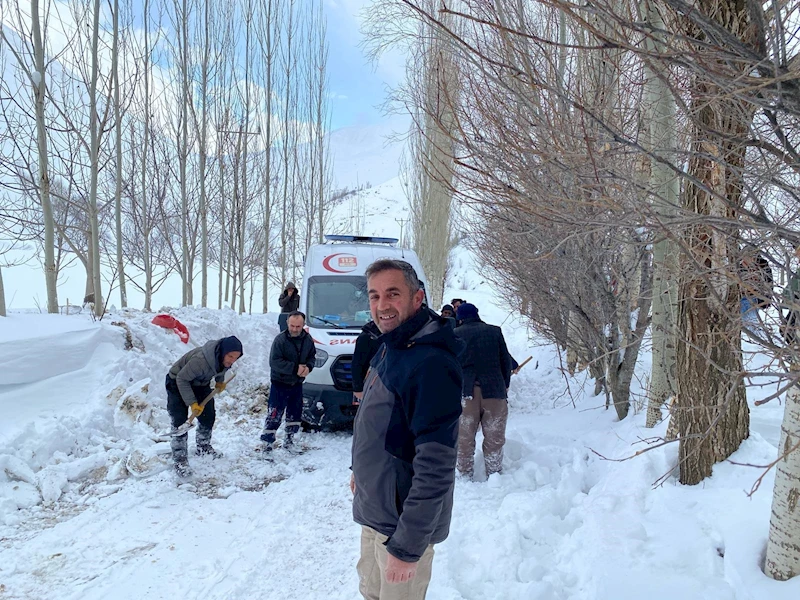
168, 373, 237, 437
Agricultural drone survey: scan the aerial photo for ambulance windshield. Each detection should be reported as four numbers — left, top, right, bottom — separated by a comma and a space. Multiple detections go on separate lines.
306, 276, 371, 329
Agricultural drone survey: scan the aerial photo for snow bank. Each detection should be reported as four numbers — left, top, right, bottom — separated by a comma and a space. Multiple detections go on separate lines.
0, 307, 281, 521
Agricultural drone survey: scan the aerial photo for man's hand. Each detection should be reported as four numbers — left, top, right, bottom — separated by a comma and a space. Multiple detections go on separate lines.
350, 473, 355, 495
215, 381, 227, 393
190, 402, 204, 417
297, 365, 310, 377
353, 391, 363, 401
385, 554, 417, 584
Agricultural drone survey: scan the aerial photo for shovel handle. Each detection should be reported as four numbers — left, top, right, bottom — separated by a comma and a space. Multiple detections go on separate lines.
513, 356, 533, 374
181, 373, 237, 428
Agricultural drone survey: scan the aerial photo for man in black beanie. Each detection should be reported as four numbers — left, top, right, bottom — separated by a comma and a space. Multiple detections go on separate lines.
166, 336, 243, 477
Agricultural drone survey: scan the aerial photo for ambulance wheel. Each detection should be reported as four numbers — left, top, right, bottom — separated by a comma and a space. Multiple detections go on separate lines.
301, 421, 320, 433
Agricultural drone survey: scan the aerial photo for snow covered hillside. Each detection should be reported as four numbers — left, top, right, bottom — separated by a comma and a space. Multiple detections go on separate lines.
327, 117, 407, 191
1, 247, 799, 599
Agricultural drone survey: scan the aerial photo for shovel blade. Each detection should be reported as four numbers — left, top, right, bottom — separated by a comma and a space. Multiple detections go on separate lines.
154, 422, 196, 439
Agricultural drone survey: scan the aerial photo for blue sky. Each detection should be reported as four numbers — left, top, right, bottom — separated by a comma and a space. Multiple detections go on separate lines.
323, 0, 406, 129
118, 0, 405, 130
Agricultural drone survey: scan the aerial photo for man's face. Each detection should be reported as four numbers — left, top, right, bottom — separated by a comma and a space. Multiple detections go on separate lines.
223, 351, 241, 368
442, 309, 453, 318
453, 300, 462, 309
287, 287, 295, 296
287, 316, 305, 337
368, 269, 424, 334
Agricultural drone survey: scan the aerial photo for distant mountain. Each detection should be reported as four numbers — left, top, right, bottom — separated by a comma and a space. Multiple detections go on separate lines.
327, 116, 409, 191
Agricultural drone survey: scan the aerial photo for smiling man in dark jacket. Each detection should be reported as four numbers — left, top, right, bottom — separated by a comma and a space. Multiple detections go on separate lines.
351, 259, 463, 600
261, 311, 316, 451
454, 303, 513, 478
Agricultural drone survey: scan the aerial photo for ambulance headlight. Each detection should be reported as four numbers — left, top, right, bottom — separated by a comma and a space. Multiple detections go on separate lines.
314, 349, 328, 368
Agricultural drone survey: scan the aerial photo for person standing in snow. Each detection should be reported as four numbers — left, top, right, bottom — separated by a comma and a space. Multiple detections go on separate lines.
278, 282, 300, 332
351, 319, 381, 402
351, 259, 463, 600
453, 303, 513, 479
440, 304, 455, 319
739, 246, 773, 326
782, 245, 800, 345
261, 311, 316, 452
166, 336, 243, 477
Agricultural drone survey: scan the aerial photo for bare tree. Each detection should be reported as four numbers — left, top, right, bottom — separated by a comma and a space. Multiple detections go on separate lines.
642, 0, 679, 427
0, 0, 59, 312
87, 0, 105, 317
112, 0, 127, 307
406, 4, 458, 310
256, 0, 282, 312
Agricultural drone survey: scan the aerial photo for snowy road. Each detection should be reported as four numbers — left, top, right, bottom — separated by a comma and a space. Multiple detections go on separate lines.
2, 306, 800, 599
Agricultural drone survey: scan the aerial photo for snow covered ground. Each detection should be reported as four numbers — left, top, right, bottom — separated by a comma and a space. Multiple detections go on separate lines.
1, 265, 799, 599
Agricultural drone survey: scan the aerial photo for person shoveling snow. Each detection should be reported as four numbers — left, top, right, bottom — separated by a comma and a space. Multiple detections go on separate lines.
165, 336, 243, 478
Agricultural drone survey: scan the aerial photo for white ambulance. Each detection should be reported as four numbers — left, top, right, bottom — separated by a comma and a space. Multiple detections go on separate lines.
299, 235, 429, 430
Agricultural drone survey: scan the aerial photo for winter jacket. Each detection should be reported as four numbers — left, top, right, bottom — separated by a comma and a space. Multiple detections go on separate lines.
351, 321, 382, 393
740, 253, 773, 306
455, 317, 513, 399
269, 329, 316, 386
168, 338, 238, 407
278, 289, 301, 313
351, 308, 464, 562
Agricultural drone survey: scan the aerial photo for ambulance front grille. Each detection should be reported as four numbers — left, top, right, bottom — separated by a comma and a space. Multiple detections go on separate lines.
331, 355, 354, 391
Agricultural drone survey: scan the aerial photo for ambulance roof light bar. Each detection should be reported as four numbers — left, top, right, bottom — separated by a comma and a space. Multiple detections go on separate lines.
324, 235, 399, 245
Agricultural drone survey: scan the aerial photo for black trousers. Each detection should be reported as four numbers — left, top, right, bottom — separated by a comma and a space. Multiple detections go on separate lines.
165, 375, 216, 461
261, 381, 303, 444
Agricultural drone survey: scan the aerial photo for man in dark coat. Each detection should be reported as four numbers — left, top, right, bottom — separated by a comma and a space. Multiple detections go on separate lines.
261, 311, 316, 451
166, 336, 243, 477
351, 259, 463, 599
278, 282, 300, 313
454, 303, 513, 478
278, 282, 300, 332
351, 320, 381, 402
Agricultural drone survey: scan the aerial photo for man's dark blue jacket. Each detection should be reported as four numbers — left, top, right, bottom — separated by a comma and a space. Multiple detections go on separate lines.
351, 308, 464, 562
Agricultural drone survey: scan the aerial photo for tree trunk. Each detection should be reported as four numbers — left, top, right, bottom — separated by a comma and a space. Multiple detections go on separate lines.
675, 0, 755, 485
764, 365, 800, 580
644, 0, 678, 428
88, 0, 103, 317
179, 0, 190, 306
113, 0, 127, 308
142, 0, 152, 312
199, 0, 210, 308
240, 4, 252, 316
280, 0, 294, 286
0, 265, 6, 316
31, 0, 58, 313
218, 150, 226, 310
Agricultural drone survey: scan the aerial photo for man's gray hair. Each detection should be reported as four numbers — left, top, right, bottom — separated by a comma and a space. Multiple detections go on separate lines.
365, 259, 421, 293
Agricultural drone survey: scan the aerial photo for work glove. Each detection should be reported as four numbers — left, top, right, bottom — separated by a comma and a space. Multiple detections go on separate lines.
215, 381, 227, 393
190, 402, 204, 417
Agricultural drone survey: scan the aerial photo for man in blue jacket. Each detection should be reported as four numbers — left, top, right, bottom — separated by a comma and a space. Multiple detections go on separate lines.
351, 259, 463, 600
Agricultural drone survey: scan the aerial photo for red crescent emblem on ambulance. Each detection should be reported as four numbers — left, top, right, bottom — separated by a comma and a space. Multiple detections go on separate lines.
322, 253, 357, 273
